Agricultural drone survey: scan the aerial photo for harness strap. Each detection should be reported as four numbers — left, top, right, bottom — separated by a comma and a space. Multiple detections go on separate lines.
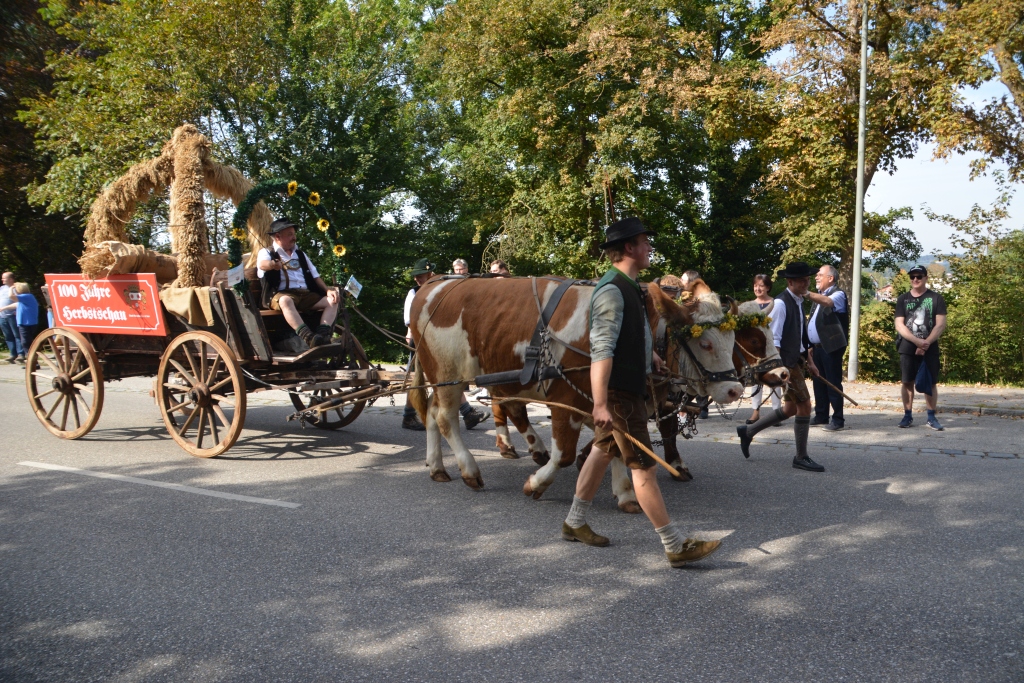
521, 277, 576, 385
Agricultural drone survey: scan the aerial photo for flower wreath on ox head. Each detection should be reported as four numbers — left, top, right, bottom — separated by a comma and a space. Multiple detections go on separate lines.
228, 178, 347, 291
669, 290, 771, 341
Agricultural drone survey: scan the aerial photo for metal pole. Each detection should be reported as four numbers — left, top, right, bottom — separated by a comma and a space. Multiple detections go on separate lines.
847, 0, 870, 382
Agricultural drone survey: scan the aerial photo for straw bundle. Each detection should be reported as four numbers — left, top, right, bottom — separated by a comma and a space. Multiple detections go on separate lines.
79, 241, 229, 284
84, 154, 174, 245
79, 123, 272, 278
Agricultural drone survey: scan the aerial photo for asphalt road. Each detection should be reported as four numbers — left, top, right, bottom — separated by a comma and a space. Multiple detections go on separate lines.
2, 368, 1022, 682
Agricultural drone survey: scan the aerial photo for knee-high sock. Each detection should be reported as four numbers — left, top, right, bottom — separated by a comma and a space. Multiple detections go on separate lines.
794, 415, 810, 460
746, 407, 786, 438
565, 495, 592, 529
655, 522, 685, 554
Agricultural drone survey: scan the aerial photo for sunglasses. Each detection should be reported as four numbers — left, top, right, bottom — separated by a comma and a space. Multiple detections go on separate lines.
910, 274, 926, 280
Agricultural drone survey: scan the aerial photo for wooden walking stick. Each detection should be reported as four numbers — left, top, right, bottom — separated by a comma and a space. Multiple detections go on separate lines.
811, 373, 859, 406
492, 397, 683, 479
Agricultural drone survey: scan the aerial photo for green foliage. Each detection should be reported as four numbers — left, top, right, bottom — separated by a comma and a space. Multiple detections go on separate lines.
852, 300, 900, 382
930, 182, 1024, 384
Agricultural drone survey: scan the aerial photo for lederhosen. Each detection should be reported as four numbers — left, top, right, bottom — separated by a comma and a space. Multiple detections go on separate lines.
260, 247, 326, 309
590, 269, 655, 469
779, 289, 811, 404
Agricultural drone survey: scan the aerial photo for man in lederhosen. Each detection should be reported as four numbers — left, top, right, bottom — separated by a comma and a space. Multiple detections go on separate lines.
561, 217, 721, 567
736, 261, 827, 472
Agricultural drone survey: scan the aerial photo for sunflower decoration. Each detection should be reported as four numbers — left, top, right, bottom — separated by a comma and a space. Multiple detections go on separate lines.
308, 191, 320, 206
333, 244, 347, 257
318, 218, 330, 232
287, 181, 298, 197
230, 227, 247, 241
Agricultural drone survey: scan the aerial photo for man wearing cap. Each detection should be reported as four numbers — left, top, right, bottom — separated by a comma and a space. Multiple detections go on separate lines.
257, 217, 339, 348
736, 261, 828, 472
401, 258, 490, 431
561, 217, 721, 567
895, 265, 947, 430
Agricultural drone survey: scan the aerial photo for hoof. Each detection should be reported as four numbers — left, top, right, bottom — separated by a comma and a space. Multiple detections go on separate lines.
668, 462, 693, 482
618, 500, 642, 514
430, 470, 452, 483
462, 473, 485, 490
498, 444, 520, 459
522, 476, 547, 499
531, 451, 550, 467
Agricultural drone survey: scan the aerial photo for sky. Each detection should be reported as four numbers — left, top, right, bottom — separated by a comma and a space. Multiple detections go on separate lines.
865, 82, 1020, 256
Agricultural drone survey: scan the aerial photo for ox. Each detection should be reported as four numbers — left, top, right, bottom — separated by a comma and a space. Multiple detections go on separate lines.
407, 275, 743, 506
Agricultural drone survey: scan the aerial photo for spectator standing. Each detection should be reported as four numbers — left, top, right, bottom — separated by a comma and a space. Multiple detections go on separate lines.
808, 265, 849, 431
452, 259, 469, 275
0, 283, 39, 362
401, 258, 489, 431
489, 260, 510, 276
894, 265, 947, 430
0, 272, 20, 363
747, 274, 782, 424
736, 262, 825, 472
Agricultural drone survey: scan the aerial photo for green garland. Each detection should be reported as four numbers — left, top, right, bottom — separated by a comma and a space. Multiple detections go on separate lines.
671, 312, 771, 341
228, 177, 346, 290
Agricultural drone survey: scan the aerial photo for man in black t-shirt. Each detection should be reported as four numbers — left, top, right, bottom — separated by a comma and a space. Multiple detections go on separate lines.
894, 265, 947, 430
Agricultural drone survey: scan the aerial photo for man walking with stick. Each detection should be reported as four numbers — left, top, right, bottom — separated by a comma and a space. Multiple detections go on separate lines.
561, 217, 721, 567
736, 262, 827, 471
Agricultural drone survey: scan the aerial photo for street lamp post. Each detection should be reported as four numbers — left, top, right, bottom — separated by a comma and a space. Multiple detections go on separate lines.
848, 0, 870, 382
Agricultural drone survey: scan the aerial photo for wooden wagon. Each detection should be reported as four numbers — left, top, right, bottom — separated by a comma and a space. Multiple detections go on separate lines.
26, 275, 406, 457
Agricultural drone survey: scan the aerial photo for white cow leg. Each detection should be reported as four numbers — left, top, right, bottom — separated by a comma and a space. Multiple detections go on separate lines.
610, 457, 641, 513
522, 412, 579, 500
436, 386, 484, 490
425, 396, 450, 482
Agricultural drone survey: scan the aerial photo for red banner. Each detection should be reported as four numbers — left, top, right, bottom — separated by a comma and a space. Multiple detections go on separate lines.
46, 274, 166, 336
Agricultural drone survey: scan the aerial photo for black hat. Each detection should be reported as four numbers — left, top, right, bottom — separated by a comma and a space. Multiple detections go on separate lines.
907, 264, 928, 277
777, 261, 815, 279
599, 217, 655, 249
269, 217, 297, 235
410, 258, 436, 276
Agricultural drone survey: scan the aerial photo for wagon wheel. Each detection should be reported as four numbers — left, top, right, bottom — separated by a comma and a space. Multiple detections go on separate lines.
158, 331, 246, 457
288, 332, 370, 429
26, 328, 104, 439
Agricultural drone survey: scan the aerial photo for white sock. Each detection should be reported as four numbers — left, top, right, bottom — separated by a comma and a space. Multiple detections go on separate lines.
655, 522, 685, 554
565, 496, 592, 529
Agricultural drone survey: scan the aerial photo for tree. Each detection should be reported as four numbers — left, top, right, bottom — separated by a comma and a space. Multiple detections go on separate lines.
20, 0, 426, 359
0, 0, 82, 285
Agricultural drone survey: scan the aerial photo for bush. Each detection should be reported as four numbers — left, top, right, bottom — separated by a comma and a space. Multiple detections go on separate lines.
851, 300, 900, 382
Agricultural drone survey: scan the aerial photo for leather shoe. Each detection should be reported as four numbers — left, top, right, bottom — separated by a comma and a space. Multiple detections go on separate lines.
464, 408, 490, 430
793, 456, 825, 472
401, 416, 426, 431
822, 422, 846, 432
667, 538, 722, 567
561, 522, 610, 547
809, 416, 829, 426
737, 425, 752, 459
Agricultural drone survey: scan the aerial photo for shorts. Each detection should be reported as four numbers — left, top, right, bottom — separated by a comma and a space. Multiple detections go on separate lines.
270, 289, 323, 312
592, 389, 656, 470
900, 347, 940, 385
782, 362, 811, 404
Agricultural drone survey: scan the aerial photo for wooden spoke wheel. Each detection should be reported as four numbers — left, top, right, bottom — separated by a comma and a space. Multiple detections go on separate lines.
289, 332, 370, 430
158, 331, 246, 458
26, 328, 104, 439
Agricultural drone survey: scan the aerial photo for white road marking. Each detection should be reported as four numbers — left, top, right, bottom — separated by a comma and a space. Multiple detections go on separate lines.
18, 461, 301, 509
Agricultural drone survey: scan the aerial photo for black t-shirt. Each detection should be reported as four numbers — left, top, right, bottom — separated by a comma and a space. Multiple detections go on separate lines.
895, 289, 947, 354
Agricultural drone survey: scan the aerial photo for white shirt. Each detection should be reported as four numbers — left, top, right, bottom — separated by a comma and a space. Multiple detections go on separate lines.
807, 286, 847, 344
404, 288, 418, 327
0, 284, 14, 318
768, 289, 804, 348
256, 246, 319, 292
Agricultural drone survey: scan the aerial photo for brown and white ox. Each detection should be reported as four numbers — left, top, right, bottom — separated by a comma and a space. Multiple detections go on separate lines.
407, 276, 743, 508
